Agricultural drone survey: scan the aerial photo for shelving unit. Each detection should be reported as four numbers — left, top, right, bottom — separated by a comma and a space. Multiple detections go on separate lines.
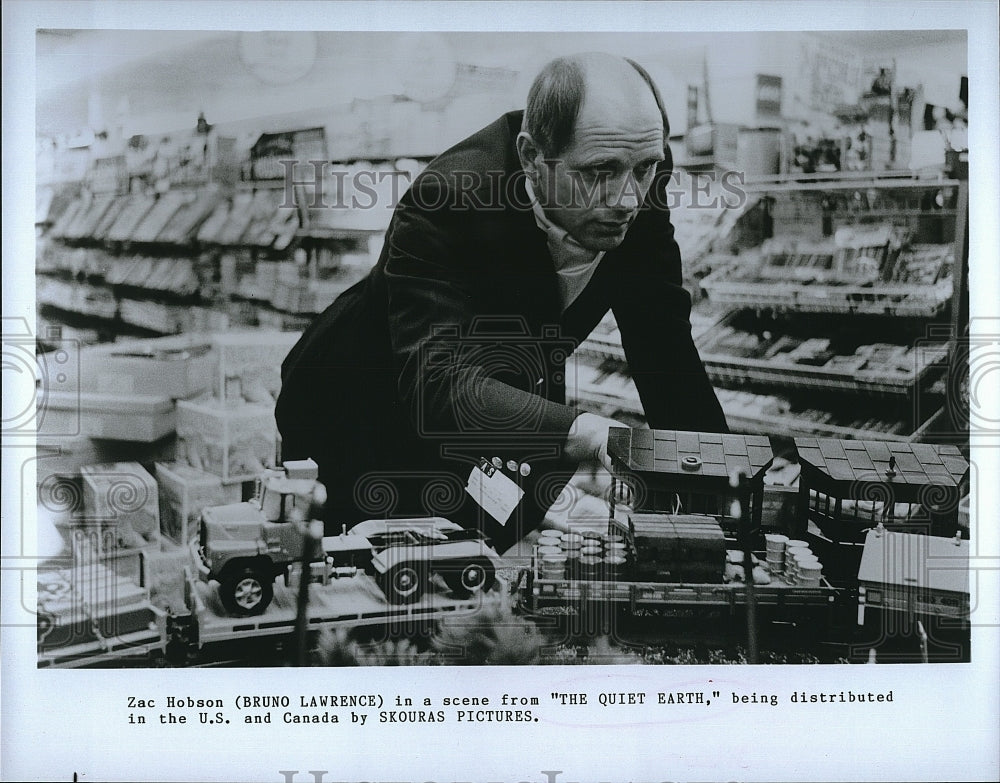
39, 189, 378, 342
569, 171, 967, 443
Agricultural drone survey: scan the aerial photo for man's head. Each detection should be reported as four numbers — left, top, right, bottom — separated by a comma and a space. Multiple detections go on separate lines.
517, 53, 668, 252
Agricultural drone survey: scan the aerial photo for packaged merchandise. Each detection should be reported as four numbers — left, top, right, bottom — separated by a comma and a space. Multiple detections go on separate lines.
176, 397, 277, 482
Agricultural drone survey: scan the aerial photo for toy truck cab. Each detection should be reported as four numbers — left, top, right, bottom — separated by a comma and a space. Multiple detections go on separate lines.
197, 459, 321, 616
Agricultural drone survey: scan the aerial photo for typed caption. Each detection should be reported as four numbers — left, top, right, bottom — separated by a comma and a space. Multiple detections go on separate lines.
124, 687, 895, 727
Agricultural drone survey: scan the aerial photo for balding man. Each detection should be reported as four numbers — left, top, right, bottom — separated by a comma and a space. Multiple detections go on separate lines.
277, 53, 727, 552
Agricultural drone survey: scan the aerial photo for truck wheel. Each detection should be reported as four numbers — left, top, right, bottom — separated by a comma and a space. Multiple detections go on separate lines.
444, 558, 496, 598
220, 566, 273, 616
379, 562, 425, 604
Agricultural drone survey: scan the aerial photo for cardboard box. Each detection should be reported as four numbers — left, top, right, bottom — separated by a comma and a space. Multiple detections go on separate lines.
155, 461, 242, 545
176, 398, 276, 482
79, 335, 215, 398
40, 391, 176, 442
81, 461, 161, 552
212, 330, 300, 403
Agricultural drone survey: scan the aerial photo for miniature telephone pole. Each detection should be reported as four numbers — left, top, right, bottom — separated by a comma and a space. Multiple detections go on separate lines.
732, 469, 759, 664
294, 484, 327, 666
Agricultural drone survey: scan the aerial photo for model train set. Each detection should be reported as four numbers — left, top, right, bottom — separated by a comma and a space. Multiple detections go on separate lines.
35, 430, 971, 667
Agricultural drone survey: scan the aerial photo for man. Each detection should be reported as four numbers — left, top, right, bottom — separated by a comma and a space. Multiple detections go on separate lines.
277, 53, 727, 552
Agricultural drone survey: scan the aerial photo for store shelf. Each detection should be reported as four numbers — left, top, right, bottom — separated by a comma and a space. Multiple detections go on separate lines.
701, 240, 954, 317
696, 311, 949, 396
702, 276, 952, 317
743, 171, 961, 193
715, 389, 913, 442
37, 279, 118, 321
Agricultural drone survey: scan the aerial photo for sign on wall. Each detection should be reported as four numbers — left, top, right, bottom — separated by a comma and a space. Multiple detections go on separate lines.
756, 74, 783, 118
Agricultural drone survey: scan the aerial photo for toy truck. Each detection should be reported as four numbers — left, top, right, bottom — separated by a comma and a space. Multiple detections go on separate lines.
196, 459, 502, 615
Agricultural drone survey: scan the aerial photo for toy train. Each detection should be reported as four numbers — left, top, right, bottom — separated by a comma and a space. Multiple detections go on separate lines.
36, 430, 971, 667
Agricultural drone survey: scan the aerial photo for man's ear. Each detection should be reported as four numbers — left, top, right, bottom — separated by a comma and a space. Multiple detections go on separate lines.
516, 131, 542, 179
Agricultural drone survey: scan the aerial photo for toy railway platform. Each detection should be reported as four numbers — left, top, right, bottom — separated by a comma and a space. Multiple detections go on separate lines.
37, 621, 170, 668
183, 567, 504, 649
37, 560, 504, 667
519, 570, 838, 614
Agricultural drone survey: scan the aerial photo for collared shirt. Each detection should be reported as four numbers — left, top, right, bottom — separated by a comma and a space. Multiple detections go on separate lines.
525, 178, 606, 313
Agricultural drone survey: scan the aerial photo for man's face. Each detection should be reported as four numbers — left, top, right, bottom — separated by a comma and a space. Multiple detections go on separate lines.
534, 92, 665, 252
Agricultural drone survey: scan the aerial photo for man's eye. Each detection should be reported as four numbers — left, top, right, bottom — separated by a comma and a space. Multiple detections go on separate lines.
585, 167, 614, 179
635, 161, 658, 179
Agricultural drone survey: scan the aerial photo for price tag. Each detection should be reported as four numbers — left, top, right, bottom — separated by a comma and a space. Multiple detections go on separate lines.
465, 458, 524, 526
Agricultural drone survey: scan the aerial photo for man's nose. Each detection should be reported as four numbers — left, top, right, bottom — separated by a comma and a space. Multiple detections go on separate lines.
606, 174, 640, 211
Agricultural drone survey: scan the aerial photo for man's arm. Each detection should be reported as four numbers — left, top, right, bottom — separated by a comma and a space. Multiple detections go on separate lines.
383, 172, 579, 447
611, 168, 728, 433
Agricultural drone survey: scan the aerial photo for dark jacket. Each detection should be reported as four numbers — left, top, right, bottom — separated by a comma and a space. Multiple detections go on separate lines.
277, 110, 726, 550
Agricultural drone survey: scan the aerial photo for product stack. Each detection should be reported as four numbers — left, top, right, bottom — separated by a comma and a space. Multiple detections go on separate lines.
173, 330, 294, 485
36, 329, 298, 565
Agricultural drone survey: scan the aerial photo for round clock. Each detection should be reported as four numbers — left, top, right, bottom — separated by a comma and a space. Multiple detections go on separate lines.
238, 31, 318, 85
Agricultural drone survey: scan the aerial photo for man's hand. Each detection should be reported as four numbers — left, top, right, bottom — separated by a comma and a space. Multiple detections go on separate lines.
564, 412, 628, 471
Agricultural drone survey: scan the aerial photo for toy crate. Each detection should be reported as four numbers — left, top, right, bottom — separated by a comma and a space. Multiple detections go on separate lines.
80, 462, 161, 552
37, 562, 159, 651
212, 330, 300, 404
176, 398, 277, 482
66, 530, 158, 586
858, 528, 969, 618
154, 461, 242, 545
631, 513, 727, 583
40, 391, 176, 442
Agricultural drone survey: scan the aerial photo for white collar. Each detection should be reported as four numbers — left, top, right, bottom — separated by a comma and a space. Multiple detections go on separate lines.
524, 178, 600, 263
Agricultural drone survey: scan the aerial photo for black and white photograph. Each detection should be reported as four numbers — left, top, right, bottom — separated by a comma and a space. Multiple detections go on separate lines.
3, 2, 999, 782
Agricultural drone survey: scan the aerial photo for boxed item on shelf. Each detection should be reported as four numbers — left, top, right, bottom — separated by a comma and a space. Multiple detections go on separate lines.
186, 307, 231, 333
213, 330, 300, 403
696, 312, 950, 396
700, 226, 954, 316
241, 190, 283, 247
91, 196, 130, 240
38, 391, 176, 442
253, 260, 285, 295
80, 461, 161, 553
49, 199, 83, 238
48, 334, 215, 399
77, 285, 118, 320
196, 199, 234, 244
157, 188, 224, 244
176, 397, 277, 482
216, 191, 256, 245
106, 194, 157, 242
130, 191, 187, 242
65, 193, 118, 240
118, 298, 186, 334
154, 461, 242, 545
